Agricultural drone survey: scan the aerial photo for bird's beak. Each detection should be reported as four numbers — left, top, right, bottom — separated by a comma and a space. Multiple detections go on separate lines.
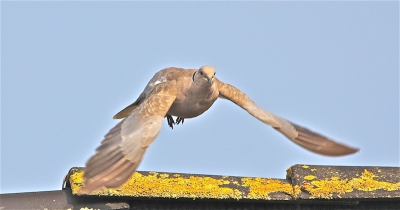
208, 77, 214, 85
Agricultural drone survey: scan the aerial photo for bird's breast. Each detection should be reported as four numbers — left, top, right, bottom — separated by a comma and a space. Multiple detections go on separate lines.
167, 84, 219, 118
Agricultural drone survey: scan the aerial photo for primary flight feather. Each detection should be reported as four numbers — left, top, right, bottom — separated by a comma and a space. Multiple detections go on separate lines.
81, 66, 358, 192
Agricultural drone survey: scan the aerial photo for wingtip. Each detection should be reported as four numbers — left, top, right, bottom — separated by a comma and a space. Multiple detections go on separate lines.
78, 178, 107, 195
344, 146, 360, 155
352, 147, 360, 153
327, 146, 360, 157
77, 187, 99, 195
113, 112, 127, 119
286, 122, 361, 157
76, 187, 90, 195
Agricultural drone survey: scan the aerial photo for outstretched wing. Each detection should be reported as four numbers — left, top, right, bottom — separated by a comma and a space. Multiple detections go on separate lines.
114, 67, 184, 119
113, 95, 144, 119
81, 81, 177, 193
215, 79, 359, 156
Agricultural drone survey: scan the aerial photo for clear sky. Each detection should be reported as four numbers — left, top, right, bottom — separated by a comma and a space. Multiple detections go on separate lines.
2, 2, 398, 194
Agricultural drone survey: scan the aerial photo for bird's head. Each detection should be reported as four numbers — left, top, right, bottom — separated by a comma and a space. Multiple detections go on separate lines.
196, 65, 216, 85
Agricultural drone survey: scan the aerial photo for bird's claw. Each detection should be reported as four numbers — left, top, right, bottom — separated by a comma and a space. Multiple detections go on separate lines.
166, 114, 175, 129
176, 117, 184, 125
165, 115, 184, 129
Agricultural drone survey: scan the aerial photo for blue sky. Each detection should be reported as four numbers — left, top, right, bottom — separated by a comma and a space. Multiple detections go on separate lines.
2, 2, 398, 194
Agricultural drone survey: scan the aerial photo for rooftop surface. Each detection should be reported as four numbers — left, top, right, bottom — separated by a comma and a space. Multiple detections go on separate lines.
1, 164, 399, 209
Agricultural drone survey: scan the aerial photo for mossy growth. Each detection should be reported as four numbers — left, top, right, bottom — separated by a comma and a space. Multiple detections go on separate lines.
69, 170, 296, 200
301, 169, 400, 198
241, 177, 293, 199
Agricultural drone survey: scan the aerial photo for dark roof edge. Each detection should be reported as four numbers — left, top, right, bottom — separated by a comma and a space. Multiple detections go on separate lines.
65, 164, 400, 200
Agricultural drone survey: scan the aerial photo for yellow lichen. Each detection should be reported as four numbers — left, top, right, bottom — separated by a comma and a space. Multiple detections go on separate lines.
304, 175, 317, 181
70, 168, 399, 200
302, 165, 309, 169
69, 171, 85, 195
110, 172, 243, 199
302, 176, 349, 198
348, 169, 400, 192
301, 169, 400, 198
71, 171, 242, 199
69, 170, 298, 200
241, 178, 293, 199
292, 185, 302, 198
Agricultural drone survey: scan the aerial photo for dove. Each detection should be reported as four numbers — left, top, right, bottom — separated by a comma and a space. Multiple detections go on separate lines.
81, 66, 358, 192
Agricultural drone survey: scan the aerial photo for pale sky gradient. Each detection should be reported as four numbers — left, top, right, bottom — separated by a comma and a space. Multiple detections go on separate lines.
2, 2, 399, 194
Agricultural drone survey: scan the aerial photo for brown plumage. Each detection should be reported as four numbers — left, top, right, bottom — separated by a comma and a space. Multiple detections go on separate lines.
81, 66, 358, 193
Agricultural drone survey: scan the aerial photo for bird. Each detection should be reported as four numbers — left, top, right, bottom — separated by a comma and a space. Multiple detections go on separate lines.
81, 65, 359, 193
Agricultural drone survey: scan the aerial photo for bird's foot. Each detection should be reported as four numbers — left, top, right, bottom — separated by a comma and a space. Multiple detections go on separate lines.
166, 114, 175, 129
176, 117, 184, 125
165, 115, 185, 129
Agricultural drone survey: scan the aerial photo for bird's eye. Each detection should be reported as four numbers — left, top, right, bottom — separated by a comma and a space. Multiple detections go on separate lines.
200, 71, 203, 75
214, 72, 216, 76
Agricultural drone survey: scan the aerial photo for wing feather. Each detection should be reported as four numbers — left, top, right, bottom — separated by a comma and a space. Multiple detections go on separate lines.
216, 79, 358, 156
113, 67, 183, 119
81, 81, 177, 193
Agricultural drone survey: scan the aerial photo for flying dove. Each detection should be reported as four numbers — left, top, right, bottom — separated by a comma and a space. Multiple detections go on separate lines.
81, 66, 358, 192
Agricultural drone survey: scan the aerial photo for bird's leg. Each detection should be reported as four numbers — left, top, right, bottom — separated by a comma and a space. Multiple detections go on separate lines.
165, 115, 184, 128
176, 117, 184, 125
165, 114, 175, 129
